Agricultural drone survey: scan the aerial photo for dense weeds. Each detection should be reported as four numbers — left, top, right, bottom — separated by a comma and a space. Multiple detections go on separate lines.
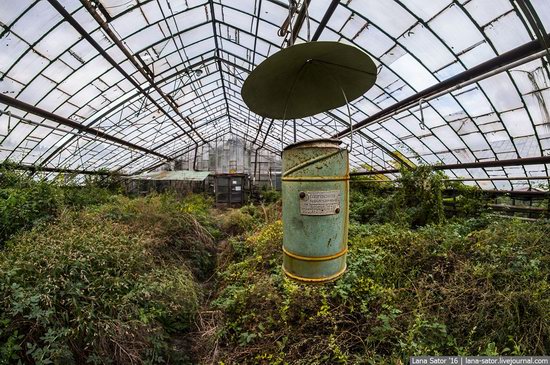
208, 215, 550, 364
0, 163, 123, 246
0, 195, 216, 364
206, 169, 550, 364
205, 221, 550, 364
1, 165, 549, 364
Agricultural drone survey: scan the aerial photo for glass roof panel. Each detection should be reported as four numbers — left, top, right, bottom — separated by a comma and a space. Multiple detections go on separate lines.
1, 0, 550, 189
430, 5, 484, 54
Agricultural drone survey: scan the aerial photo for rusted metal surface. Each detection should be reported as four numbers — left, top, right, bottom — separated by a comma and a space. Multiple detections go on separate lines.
282, 139, 349, 283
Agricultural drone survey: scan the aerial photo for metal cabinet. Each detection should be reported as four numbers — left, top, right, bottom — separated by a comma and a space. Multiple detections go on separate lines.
214, 173, 248, 207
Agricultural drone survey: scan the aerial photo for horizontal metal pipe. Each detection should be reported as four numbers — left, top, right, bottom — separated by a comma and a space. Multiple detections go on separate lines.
333, 32, 550, 138
490, 214, 541, 221
342, 49, 549, 134
1, 162, 128, 176
488, 203, 547, 213
0, 110, 139, 154
481, 189, 550, 197
350, 155, 550, 176
351, 175, 550, 182
0, 93, 171, 160
447, 175, 550, 182
349, 180, 549, 196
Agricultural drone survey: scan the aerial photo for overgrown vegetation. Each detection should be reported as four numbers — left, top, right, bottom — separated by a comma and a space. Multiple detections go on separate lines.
350, 166, 446, 227
1, 164, 549, 364
0, 163, 123, 246
350, 166, 489, 227
205, 167, 550, 364
209, 217, 549, 364
0, 194, 216, 364
217, 201, 282, 237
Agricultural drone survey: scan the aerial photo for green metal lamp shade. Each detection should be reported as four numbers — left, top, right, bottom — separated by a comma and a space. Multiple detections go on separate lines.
241, 41, 377, 120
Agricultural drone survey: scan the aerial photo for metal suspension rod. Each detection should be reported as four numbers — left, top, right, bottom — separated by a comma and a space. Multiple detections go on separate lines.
253, 118, 276, 181
290, 0, 312, 44
311, 0, 339, 41
326, 111, 411, 168
192, 143, 199, 171
252, 117, 266, 145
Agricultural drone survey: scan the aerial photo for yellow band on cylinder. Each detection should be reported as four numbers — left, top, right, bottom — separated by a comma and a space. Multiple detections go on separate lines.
282, 246, 348, 261
282, 264, 347, 283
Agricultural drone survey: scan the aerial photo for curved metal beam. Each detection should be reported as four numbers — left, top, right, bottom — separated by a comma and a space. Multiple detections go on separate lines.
0, 93, 171, 160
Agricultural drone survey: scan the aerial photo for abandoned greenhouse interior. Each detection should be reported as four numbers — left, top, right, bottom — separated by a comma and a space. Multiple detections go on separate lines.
1, 0, 550, 363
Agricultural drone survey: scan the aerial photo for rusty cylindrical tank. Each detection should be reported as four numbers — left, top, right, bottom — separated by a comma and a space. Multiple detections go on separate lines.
282, 139, 349, 283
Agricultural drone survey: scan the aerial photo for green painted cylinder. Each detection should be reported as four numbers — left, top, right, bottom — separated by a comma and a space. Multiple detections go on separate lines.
282, 139, 349, 283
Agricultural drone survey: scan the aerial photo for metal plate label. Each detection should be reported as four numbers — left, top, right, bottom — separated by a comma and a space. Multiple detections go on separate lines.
299, 190, 341, 216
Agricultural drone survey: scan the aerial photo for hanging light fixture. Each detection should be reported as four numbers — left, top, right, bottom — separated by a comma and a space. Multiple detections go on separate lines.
240, 6, 378, 283
241, 41, 377, 120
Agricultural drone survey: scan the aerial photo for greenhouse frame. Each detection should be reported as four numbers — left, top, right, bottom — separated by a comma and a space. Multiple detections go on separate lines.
3, 1, 550, 364
1, 0, 549, 191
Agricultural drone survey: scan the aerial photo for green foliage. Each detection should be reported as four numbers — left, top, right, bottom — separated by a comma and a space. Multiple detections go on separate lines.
210, 217, 550, 364
397, 166, 445, 226
0, 195, 215, 364
0, 167, 62, 245
2, 159, 548, 364
217, 201, 282, 238
219, 208, 259, 236
259, 187, 281, 204
60, 172, 123, 209
445, 181, 488, 218
93, 194, 217, 280
178, 193, 221, 239
0, 164, 124, 246
350, 166, 445, 227
180, 193, 214, 218
61, 186, 114, 209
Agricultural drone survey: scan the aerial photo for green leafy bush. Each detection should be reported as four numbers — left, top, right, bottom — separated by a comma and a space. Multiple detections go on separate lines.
350, 166, 445, 227
219, 208, 259, 236
0, 164, 123, 246
397, 166, 445, 226
92, 194, 217, 280
0, 168, 62, 245
217, 201, 282, 238
0, 195, 215, 364
209, 217, 550, 364
259, 188, 281, 204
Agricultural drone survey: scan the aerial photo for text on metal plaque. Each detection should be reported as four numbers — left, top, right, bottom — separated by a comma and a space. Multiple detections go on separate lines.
299, 190, 341, 216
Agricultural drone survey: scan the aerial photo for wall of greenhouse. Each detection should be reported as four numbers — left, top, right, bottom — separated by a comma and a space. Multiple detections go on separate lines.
168, 135, 281, 189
